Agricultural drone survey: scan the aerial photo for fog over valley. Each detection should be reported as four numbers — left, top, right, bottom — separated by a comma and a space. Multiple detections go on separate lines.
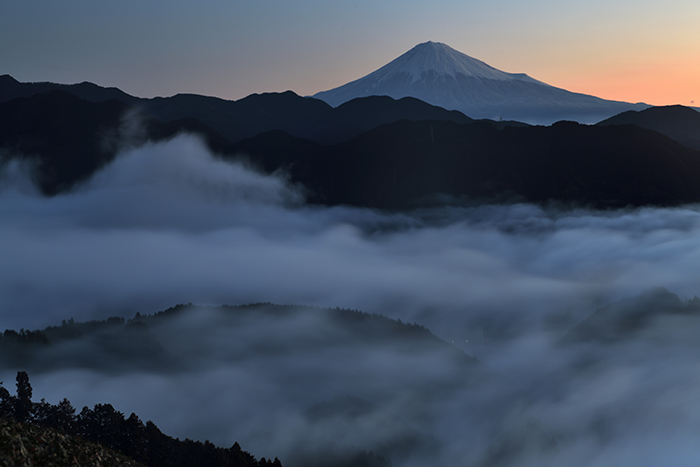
3, 133, 700, 466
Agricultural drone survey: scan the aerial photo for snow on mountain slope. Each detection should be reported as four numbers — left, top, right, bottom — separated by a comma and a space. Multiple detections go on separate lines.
314, 42, 648, 125
366, 41, 545, 85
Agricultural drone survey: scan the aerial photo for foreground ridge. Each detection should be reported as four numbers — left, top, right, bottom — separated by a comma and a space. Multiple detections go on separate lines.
0, 372, 281, 467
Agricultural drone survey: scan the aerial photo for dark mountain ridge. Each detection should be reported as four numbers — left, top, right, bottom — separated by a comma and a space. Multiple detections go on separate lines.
0, 74, 140, 107
0, 74, 476, 145
3, 79, 700, 210
597, 105, 700, 150
0, 90, 231, 194
230, 119, 700, 209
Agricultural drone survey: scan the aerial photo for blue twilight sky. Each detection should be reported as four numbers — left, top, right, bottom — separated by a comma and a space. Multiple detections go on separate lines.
1, 0, 698, 106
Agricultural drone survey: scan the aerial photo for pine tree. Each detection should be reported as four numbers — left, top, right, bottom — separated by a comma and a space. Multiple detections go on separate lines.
14, 371, 32, 423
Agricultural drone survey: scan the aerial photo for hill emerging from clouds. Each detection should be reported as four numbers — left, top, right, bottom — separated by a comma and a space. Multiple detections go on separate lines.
0, 303, 475, 467
314, 41, 649, 125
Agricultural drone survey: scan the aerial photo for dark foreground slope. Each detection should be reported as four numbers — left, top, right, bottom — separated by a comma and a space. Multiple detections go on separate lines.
0, 373, 279, 467
0, 417, 144, 467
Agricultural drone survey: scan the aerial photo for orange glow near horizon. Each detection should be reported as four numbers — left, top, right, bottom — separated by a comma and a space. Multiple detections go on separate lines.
553, 63, 700, 107
528, 41, 700, 107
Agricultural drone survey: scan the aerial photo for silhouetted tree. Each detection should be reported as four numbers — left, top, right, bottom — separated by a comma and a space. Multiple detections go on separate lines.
34, 397, 76, 433
77, 403, 127, 450
122, 412, 148, 461
0, 380, 14, 418
14, 371, 32, 423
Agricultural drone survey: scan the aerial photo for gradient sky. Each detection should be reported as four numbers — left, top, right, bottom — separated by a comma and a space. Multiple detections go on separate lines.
2, 0, 698, 106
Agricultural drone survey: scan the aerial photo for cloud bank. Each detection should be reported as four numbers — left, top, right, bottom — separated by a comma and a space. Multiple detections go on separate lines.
3, 133, 700, 466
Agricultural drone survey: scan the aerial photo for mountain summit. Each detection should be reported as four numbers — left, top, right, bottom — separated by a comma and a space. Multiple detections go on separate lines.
314, 42, 648, 124
347, 41, 545, 84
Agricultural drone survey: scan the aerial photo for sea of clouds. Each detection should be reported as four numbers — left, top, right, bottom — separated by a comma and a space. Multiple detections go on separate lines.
3, 133, 700, 466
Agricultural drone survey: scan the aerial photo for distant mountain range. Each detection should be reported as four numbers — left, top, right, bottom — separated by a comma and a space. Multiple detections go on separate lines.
598, 104, 700, 151
1, 75, 700, 209
314, 41, 651, 125
0, 74, 476, 145
233, 119, 700, 209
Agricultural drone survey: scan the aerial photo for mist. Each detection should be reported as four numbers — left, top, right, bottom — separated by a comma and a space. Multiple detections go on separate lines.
3, 133, 700, 466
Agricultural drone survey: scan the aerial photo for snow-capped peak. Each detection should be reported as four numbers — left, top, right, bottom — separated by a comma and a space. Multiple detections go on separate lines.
369, 41, 543, 84
313, 41, 646, 124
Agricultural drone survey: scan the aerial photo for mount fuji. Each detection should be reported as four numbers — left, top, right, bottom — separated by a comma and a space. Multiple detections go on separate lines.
314, 41, 649, 125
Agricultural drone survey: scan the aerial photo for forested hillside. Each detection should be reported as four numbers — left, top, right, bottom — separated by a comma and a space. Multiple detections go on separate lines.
0, 371, 281, 467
